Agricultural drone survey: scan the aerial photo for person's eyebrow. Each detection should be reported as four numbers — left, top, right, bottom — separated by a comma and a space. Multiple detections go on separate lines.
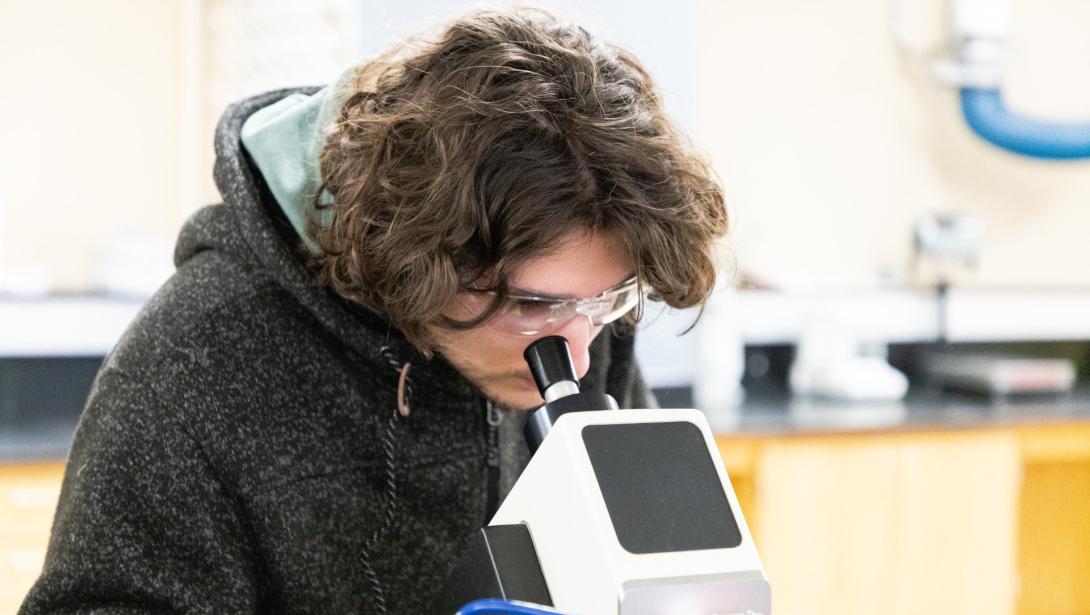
508, 273, 637, 300
507, 287, 573, 301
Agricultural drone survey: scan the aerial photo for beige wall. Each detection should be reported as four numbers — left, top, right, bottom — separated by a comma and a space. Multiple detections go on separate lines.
0, 1, 185, 290
697, 0, 1090, 287
0, 0, 360, 292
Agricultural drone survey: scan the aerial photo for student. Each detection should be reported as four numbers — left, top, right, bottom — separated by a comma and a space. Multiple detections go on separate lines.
21, 7, 727, 613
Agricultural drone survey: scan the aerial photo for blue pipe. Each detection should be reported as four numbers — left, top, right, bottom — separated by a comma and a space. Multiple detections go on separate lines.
456, 598, 568, 615
959, 87, 1090, 160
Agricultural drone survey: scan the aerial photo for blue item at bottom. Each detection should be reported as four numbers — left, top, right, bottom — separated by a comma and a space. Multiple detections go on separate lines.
456, 598, 569, 615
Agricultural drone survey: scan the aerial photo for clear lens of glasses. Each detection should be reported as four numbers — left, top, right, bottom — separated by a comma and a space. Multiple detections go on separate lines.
490, 279, 640, 336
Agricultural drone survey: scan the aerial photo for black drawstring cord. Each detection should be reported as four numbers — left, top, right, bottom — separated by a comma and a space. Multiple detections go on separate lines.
359, 346, 412, 614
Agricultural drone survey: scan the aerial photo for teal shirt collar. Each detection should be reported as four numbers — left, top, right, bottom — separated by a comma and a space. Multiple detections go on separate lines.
239, 63, 358, 253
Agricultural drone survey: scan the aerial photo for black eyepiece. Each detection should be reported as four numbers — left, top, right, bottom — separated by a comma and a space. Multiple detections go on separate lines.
523, 336, 578, 398
522, 336, 618, 454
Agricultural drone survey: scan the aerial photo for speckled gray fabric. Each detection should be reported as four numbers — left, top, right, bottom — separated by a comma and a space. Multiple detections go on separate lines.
19, 88, 654, 615
495, 408, 531, 504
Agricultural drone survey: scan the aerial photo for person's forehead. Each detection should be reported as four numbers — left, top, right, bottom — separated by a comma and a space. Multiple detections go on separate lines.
507, 232, 634, 299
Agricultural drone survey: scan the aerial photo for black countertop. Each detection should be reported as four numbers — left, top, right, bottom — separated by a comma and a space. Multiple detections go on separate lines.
706, 385, 1090, 435
4, 388, 1090, 463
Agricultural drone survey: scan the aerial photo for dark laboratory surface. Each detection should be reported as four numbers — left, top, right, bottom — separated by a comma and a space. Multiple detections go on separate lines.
700, 385, 1090, 435
699, 341, 1090, 435
3, 345, 1090, 462
1, 356, 102, 462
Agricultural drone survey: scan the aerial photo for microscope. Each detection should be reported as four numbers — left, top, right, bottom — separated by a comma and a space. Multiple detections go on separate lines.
435, 336, 770, 614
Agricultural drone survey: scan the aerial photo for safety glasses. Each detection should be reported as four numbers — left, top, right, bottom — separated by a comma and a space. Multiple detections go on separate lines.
479, 276, 641, 337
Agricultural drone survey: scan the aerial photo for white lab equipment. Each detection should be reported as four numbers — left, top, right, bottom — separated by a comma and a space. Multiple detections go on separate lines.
435, 337, 771, 615
789, 318, 909, 401
693, 283, 746, 422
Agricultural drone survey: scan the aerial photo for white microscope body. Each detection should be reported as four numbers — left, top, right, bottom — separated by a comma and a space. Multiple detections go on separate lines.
491, 407, 770, 614
436, 336, 771, 614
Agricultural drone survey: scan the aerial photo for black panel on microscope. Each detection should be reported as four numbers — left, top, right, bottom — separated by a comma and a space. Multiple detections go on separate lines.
582, 421, 742, 554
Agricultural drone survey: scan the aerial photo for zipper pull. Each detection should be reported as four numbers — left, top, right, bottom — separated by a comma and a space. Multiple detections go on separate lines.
486, 400, 503, 427
485, 400, 502, 468
484, 400, 503, 518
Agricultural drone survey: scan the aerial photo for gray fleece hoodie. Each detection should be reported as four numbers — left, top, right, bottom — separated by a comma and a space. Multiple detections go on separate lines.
19, 88, 654, 615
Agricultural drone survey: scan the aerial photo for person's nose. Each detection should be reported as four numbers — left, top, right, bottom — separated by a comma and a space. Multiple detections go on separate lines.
553, 315, 598, 380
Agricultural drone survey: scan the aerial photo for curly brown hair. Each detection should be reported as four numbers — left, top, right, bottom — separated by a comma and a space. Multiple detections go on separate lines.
311, 6, 727, 352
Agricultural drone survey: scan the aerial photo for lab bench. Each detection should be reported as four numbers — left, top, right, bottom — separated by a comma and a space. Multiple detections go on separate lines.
713, 388, 1090, 615
2, 379, 1089, 614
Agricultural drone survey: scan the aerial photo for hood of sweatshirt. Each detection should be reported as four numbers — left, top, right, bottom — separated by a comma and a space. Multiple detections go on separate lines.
236, 64, 359, 253
171, 85, 438, 376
